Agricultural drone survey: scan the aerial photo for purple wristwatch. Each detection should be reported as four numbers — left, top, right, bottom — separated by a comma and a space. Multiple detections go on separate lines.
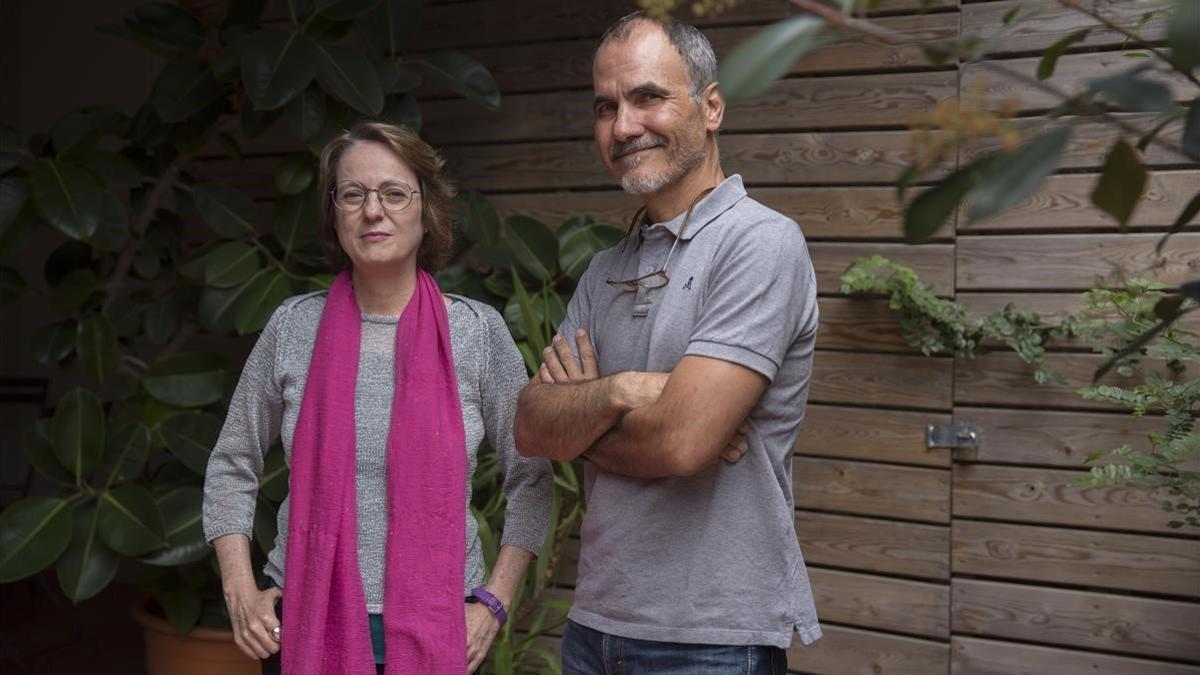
470, 588, 507, 627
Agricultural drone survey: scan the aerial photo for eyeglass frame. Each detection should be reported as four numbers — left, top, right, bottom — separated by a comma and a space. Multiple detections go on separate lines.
606, 186, 715, 291
330, 179, 422, 213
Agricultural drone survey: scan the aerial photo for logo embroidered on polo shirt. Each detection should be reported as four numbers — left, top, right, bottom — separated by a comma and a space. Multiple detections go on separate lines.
683, 276, 694, 290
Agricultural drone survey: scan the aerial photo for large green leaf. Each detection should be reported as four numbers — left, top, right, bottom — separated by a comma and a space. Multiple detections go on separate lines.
142, 352, 228, 408
235, 271, 291, 334
377, 61, 422, 94
0, 497, 74, 583
420, 51, 500, 110
275, 153, 314, 195
57, 504, 119, 603
159, 412, 222, 475
52, 387, 105, 481
140, 487, 207, 566
204, 241, 261, 288
151, 61, 220, 123
717, 16, 824, 105
1168, 0, 1200, 73
557, 216, 622, 281
97, 485, 167, 556
0, 266, 24, 304
156, 586, 203, 634
314, 43, 384, 116
240, 29, 320, 110
24, 419, 74, 485
903, 154, 1000, 242
103, 409, 152, 485
459, 191, 501, 247
89, 193, 131, 254
77, 313, 118, 382
503, 288, 566, 346
143, 296, 182, 345
273, 190, 319, 260
1091, 140, 1147, 229
314, 0, 380, 20
192, 183, 258, 238
34, 321, 77, 365
0, 175, 29, 232
966, 127, 1071, 224
30, 159, 106, 240
1087, 69, 1176, 114
123, 2, 206, 51
381, 94, 420, 132
198, 277, 257, 334
284, 87, 326, 142
1183, 97, 1200, 162
356, 0, 423, 57
1037, 29, 1090, 80
504, 215, 559, 280
51, 268, 99, 314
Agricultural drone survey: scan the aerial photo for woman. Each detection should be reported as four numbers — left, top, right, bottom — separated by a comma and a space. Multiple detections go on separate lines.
202, 122, 552, 674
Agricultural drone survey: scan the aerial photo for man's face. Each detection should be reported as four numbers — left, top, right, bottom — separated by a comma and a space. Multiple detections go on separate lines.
592, 22, 710, 195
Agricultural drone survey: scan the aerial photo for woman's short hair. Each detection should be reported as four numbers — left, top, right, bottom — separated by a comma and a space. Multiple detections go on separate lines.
316, 122, 456, 272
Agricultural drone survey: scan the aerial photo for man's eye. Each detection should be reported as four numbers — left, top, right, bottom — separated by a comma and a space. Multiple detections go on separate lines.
595, 103, 615, 116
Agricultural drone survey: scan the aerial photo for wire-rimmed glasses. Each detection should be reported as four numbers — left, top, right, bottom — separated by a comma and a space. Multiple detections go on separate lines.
606, 186, 715, 291
332, 180, 421, 212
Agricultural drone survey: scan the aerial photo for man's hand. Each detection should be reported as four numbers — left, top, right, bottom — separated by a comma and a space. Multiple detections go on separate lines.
465, 601, 501, 673
539, 330, 598, 383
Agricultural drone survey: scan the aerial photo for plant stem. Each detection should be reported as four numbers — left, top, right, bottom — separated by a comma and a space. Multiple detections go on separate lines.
1056, 0, 1200, 88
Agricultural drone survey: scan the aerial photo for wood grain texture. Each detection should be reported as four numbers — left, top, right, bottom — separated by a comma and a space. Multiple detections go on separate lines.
960, 0, 1168, 55
952, 520, 1200, 597
809, 567, 950, 638
954, 351, 1194, 412
948, 406, 1165, 467
961, 114, 1190, 168
814, 297, 919, 352
811, 351, 954, 410
952, 578, 1200, 660
951, 636, 1200, 675
794, 457, 951, 524
952, 464, 1193, 534
795, 510, 950, 580
960, 53, 1192, 113
956, 170, 1200, 232
795, 404, 952, 466
424, 71, 956, 144
813, 242, 954, 297
787, 623, 949, 675
956, 233, 1200, 290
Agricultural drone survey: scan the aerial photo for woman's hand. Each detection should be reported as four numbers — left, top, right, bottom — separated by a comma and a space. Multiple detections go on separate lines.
224, 582, 283, 660
466, 601, 502, 673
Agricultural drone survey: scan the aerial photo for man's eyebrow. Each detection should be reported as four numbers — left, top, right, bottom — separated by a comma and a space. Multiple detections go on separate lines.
629, 83, 670, 98
593, 94, 615, 109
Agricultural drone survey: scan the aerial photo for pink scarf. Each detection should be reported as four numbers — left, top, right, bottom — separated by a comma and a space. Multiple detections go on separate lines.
282, 269, 467, 673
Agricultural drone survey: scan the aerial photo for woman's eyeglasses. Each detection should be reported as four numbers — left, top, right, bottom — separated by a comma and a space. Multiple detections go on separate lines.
332, 180, 421, 212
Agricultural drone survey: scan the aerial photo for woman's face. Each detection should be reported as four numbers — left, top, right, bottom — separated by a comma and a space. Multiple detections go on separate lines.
333, 140, 424, 274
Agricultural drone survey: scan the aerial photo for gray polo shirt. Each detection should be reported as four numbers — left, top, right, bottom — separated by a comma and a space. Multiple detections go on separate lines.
558, 174, 821, 648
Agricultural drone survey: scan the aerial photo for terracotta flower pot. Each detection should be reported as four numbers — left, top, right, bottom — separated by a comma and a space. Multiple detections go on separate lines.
133, 600, 260, 675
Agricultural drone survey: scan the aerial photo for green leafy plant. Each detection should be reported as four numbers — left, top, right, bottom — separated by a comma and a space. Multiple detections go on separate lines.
0, 0, 522, 638
842, 257, 1199, 528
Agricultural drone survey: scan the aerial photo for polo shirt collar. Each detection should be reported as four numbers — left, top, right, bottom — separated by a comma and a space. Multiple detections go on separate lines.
651, 174, 747, 241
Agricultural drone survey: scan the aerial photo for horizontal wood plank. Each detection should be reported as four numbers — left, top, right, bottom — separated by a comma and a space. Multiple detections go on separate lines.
796, 404, 952, 466
816, 297, 920, 352
961, 114, 1190, 168
795, 510, 950, 580
957, 170, 1200, 232
813, 242, 954, 297
788, 623, 949, 675
812, 351, 954, 410
961, 0, 1168, 55
953, 520, 1200, 597
956, 233, 1200, 291
952, 635, 1200, 675
952, 464, 1194, 534
810, 567, 950, 638
952, 578, 1200, 660
795, 457, 950, 524
949, 406, 1165, 468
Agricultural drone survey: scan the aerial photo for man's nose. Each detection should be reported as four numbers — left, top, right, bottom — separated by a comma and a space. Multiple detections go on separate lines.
612, 106, 644, 142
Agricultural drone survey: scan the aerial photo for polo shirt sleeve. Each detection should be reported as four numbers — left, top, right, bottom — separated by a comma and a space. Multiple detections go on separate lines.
685, 219, 818, 382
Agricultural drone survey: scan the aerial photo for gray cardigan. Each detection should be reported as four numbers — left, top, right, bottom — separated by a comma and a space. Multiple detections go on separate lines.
202, 292, 553, 612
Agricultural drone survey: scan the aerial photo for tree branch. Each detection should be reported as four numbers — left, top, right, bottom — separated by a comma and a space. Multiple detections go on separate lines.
1056, 0, 1200, 88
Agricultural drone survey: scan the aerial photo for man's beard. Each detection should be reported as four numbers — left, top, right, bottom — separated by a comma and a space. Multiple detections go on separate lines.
612, 122, 708, 195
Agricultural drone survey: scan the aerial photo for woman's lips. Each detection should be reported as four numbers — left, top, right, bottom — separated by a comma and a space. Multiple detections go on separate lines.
360, 232, 391, 242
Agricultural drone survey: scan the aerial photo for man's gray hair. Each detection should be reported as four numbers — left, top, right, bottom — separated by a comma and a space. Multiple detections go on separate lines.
594, 11, 718, 100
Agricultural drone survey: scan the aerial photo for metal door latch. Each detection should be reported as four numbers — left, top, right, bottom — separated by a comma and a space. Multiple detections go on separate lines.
926, 424, 978, 449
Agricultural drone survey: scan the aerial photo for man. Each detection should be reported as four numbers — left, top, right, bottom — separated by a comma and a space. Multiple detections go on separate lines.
514, 12, 821, 673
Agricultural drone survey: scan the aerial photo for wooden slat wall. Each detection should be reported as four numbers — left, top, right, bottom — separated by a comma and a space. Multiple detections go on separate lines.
191, 0, 1199, 672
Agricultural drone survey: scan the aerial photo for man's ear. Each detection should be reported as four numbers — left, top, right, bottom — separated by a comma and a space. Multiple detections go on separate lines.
702, 82, 725, 133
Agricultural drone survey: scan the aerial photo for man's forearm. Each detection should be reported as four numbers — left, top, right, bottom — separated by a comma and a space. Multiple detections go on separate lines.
514, 376, 626, 461
584, 403, 693, 478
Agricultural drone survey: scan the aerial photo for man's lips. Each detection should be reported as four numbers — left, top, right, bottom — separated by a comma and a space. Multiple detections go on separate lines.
612, 144, 663, 160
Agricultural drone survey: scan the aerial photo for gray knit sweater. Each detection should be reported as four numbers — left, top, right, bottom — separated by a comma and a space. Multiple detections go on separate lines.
202, 292, 552, 612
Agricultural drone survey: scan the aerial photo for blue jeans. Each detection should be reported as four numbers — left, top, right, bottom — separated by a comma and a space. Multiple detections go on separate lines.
561, 620, 788, 675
